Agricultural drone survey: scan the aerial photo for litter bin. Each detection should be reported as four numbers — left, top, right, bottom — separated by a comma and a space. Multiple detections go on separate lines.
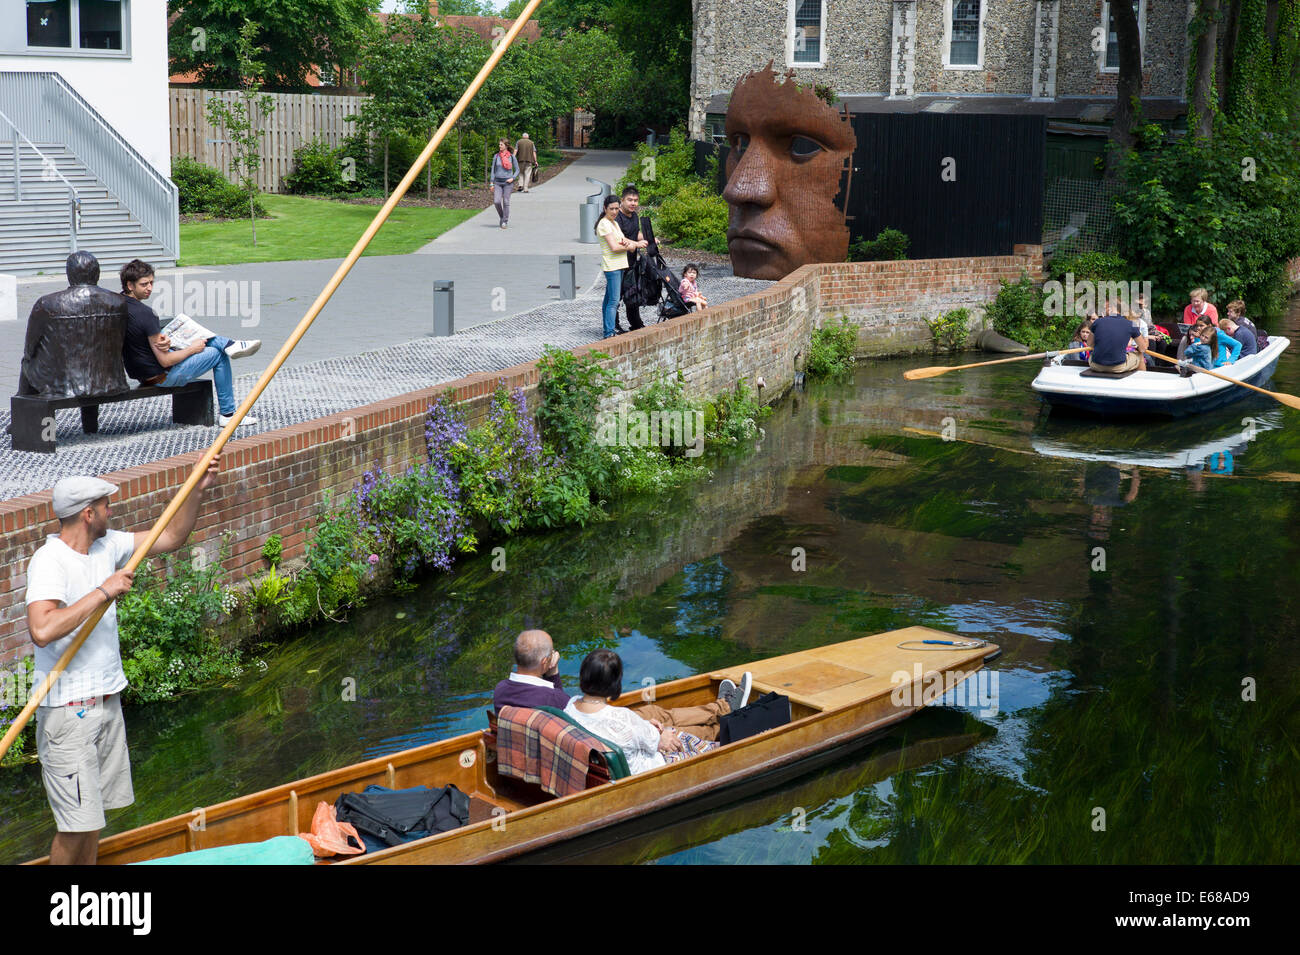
578, 176, 613, 243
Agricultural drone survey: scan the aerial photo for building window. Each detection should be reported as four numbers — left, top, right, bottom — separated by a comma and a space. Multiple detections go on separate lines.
1102, 0, 1144, 72
944, 0, 984, 70
790, 0, 825, 67
27, 0, 125, 52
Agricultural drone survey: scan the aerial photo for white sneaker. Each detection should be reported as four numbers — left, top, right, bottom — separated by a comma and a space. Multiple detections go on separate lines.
218, 413, 258, 428
224, 339, 261, 359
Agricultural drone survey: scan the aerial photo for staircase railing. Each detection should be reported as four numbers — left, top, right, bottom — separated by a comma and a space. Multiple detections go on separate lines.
0, 71, 178, 258
0, 107, 81, 254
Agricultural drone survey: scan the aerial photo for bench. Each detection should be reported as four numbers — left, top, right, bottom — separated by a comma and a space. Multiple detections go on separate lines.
10, 380, 214, 453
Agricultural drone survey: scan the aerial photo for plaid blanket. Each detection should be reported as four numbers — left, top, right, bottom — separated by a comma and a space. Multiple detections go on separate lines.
496, 706, 605, 797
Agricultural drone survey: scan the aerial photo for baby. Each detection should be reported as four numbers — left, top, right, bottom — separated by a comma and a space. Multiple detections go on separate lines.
678, 264, 708, 310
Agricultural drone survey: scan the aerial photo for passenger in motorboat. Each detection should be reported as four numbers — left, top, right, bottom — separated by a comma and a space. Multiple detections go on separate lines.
1185, 320, 1242, 370
1088, 311, 1148, 375
1218, 313, 1258, 357
1183, 287, 1220, 327
1068, 321, 1093, 362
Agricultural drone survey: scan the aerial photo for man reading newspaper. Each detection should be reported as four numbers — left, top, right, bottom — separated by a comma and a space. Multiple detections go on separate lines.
119, 260, 261, 428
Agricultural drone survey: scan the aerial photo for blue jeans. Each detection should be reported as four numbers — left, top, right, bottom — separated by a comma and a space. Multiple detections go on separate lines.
602, 269, 623, 338
162, 336, 236, 415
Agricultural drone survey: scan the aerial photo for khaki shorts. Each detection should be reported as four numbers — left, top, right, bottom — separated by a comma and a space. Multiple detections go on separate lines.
36, 694, 134, 832
1089, 352, 1142, 374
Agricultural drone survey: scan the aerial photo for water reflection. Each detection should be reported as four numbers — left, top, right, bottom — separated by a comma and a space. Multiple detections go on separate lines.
3, 303, 1299, 864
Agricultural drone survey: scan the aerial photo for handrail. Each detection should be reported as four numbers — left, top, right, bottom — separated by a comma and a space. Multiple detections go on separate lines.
0, 72, 177, 258
0, 106, 81, 253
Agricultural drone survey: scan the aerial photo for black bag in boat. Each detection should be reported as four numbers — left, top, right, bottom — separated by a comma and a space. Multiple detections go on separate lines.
718, 691, 792, 744
334, 783, 470, 852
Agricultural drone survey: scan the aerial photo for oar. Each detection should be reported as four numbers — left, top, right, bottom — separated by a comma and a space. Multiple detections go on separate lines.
0, 0, 546, 763
1144, 350, 1300, 410
903, 347, 1087, 380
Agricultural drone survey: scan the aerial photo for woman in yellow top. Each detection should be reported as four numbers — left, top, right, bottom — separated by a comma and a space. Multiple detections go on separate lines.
596, 195, 647, 338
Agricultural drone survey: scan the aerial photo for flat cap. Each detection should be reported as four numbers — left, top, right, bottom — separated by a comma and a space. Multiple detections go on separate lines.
51, 476, 118, 519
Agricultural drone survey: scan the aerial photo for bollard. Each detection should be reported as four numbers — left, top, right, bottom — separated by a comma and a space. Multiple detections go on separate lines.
433, 280, 454, 337
558, 255, 575, 300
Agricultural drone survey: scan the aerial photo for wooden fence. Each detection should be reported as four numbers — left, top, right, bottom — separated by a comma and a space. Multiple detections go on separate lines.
170, 89, 369, 193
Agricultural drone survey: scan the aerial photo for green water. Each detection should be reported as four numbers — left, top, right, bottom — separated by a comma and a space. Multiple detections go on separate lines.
3, 306, 1299, 865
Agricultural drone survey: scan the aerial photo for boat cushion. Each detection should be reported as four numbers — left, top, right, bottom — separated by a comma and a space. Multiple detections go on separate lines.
132, 835, 315, 865
1079, 367, 1141, 379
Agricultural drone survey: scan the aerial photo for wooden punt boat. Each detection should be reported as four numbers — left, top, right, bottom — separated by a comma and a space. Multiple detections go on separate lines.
26, 627, 999, 865
1031, 336, 1290, 418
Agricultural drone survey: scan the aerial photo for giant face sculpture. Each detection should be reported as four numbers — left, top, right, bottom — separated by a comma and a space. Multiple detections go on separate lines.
723, 66, 857, 281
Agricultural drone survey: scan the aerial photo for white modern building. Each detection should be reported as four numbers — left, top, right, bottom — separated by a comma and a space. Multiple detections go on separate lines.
0, 0, 178, 274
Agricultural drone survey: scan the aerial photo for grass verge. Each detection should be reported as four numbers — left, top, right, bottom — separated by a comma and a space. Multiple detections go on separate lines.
178, 194, 478, 266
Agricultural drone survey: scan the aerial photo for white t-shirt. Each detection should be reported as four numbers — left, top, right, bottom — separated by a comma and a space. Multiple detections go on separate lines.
25, 529, 135, 706
563, 698, 666, 775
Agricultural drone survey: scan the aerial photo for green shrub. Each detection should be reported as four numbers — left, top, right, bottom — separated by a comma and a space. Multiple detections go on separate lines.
925, 308, 972, 352
1046, 250, 1132, 286
848, 228, 909, 262
704, 378, 771, 447
261, 533, 283, 566
656, 181, 729, 254
984, 273, 1071, 352
284, 140, 361, 196
617, 127, 699, 208
1114, 119, 1300, 319
807, 317, 859, 378
117, 540, 244, 703
0, 657, 35, 766
172, 155, 267, 219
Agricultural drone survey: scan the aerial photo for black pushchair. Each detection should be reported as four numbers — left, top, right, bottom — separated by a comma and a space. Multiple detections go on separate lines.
621, 218, 695, 323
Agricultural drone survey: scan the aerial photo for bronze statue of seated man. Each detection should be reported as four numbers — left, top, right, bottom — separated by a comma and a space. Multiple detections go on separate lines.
18, 251, 129, 398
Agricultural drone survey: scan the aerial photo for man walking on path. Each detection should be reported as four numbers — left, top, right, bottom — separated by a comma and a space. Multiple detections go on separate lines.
25, 457, 221, 864
119, 259, 261, 428
615, 186, 647, 332
515, 133, 538, 193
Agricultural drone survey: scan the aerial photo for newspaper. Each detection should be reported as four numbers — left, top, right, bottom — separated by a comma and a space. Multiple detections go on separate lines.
160, 313, 216, 351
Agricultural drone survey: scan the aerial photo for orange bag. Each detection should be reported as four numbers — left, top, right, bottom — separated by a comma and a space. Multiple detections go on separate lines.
298, 800, 366, 857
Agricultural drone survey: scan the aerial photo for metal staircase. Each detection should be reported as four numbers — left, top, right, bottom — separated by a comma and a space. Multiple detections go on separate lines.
0, 72, 178, 276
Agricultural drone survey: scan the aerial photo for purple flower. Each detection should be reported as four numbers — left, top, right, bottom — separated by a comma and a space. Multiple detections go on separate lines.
368, 554, 379, 565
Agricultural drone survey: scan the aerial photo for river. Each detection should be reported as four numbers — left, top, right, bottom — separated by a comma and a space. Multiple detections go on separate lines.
3, 303, 1298, 864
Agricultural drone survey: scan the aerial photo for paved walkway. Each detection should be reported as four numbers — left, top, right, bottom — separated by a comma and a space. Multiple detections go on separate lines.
0, 277, 771, 499
0, 151, 633, 398
0, 149, 773, 500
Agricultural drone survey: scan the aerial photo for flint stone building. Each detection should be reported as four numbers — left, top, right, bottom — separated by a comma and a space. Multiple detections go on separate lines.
690, 1, 1194, 140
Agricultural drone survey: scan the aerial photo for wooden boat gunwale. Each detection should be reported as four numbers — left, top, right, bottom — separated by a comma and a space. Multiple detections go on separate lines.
23, 627, 999, 865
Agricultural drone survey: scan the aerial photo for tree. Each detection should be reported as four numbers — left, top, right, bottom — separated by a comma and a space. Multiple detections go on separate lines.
1188, 0, 1222, 140
1104, 0, 1143, 177
502, 0, 612, 35
169, 0, 377, 91
204, 19, 275, 245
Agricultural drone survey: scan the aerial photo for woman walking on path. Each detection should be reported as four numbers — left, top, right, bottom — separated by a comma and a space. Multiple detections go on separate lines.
596, 195, 647, 339
488, 139, 518, 229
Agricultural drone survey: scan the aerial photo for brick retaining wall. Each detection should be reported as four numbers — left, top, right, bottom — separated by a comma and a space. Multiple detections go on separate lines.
0, 251, 1042, 664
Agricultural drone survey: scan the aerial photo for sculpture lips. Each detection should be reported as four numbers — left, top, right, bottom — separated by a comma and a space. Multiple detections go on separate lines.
728, 230, 781, 254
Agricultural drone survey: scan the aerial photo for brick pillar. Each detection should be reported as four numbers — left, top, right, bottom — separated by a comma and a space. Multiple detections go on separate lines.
889, 0, 917, 100
1031, 1, 1061, 100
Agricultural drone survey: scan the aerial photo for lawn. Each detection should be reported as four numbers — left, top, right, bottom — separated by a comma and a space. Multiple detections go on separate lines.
178, 194, 479, 266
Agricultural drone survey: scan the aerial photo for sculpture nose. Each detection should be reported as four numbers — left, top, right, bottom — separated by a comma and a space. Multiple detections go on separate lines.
723, 143, 777, 210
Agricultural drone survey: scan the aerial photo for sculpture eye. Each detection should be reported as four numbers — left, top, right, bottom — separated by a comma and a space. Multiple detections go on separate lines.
732, 133, 750, 155
790, 135, 823, 159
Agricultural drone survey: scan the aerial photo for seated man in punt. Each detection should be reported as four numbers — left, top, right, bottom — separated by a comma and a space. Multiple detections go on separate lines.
564, 649, 751, 775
